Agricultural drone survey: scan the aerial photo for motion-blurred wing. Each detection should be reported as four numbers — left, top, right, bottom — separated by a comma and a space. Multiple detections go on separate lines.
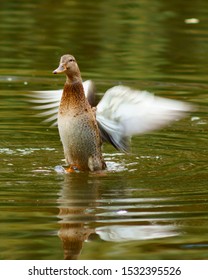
96, 85, 193, 152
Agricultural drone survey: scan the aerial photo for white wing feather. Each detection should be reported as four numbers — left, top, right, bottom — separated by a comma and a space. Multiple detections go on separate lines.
96, 85, 193, 151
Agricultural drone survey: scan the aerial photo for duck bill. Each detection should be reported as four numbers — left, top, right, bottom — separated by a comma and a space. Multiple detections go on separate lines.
53, 64, 66, 74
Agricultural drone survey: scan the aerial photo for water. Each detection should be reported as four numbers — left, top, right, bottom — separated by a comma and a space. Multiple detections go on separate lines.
0, 0, 208, 260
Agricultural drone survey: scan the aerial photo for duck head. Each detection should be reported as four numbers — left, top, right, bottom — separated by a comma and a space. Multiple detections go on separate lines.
53, 54, 81, 83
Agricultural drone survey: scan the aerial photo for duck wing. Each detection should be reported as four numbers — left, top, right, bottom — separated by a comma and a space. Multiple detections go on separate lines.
30, 80, 95, 126
96, 85, 193, 152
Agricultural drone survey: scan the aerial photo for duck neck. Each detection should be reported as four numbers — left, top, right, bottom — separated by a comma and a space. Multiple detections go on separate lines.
61, 77, 87, 109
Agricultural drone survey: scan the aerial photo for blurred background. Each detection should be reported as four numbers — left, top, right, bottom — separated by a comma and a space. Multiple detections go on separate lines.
0, 0, 208, 260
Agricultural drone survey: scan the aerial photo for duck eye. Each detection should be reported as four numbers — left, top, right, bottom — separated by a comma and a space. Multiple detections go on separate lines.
69, 59, 75, 62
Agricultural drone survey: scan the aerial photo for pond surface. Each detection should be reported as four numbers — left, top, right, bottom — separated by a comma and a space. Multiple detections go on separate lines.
0, 0, 208, 260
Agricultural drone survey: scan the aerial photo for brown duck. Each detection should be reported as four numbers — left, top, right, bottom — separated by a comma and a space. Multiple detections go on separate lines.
31, 54, 193, 172
53, 54, 106, 171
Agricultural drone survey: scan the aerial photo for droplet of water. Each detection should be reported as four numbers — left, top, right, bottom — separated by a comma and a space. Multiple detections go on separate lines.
54, 165, 66, 174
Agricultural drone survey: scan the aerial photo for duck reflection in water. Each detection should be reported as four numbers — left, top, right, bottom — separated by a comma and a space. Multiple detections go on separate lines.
31, 54, 193, 172
57, 173, 179, 260
57, 174, 97, 259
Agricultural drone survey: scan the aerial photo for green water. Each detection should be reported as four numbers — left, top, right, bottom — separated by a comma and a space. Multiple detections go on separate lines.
0, 0, 208, 260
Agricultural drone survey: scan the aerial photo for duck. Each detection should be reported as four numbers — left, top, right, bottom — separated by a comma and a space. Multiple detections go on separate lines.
31, 54, 193, 172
